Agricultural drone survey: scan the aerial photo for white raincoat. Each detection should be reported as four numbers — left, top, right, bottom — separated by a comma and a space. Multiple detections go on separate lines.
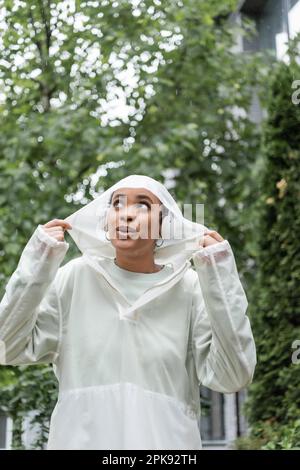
0, 174, 256, 450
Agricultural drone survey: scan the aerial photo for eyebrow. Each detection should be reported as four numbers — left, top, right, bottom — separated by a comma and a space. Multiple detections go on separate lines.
112, 193, 154, 202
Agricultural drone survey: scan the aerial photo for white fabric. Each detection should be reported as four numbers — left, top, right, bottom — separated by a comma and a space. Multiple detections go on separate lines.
0, 174, 257, 450
101, 258, 173, 305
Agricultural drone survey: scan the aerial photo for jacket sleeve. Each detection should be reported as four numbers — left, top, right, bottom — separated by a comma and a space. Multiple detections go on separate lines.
0, 225, 69, 366
190, 239, 257, 393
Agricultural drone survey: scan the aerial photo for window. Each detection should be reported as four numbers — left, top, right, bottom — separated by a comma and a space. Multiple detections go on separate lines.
200, 386, 225, 442
0, 414, 12, 450
288, 0, 300, 38
241, 0, 300, 60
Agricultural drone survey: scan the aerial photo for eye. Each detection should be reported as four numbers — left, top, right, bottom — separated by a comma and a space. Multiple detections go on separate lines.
112, 200, 150, 210
112, 200, 124, 209
136, 201, 150, 209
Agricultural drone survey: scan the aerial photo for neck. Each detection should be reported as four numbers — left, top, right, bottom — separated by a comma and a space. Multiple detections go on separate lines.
114, 253, 162, 273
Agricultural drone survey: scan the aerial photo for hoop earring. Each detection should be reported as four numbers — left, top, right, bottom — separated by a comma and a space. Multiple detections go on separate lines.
155, 238, 164, 247
104, 224, 110, 241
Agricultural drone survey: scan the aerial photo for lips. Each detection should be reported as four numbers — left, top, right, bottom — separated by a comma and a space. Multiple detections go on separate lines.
117, 226, 137, 233
117, 225, 136, 233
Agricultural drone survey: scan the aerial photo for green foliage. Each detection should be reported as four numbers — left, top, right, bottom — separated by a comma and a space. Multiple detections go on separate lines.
0, 365, 58, 449
245, 42, 300, 448
234, 419, 300, 450
0, 0, 265, 448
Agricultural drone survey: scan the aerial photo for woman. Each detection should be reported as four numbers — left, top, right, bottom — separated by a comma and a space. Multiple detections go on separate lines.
0, 174, 256, 450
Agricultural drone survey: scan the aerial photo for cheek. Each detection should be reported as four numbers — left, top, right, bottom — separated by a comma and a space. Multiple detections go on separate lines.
149, 212, 161, 238
139, 212, 160, 239
136, 213, 149, 238
106, 210, 118, 228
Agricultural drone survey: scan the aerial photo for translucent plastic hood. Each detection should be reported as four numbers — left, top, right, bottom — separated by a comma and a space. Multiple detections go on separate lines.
64, 174, 210, 271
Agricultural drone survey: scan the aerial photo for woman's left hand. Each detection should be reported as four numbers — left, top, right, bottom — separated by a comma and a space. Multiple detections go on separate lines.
200, 230, 225, 248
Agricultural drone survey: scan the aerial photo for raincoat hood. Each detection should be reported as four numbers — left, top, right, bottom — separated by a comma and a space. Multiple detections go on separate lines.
64, 174, 210, 272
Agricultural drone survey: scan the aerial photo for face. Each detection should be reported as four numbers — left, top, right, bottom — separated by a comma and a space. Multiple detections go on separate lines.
106, 187, 163, 257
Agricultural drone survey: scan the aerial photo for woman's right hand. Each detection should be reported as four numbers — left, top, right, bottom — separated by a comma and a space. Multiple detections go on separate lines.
41, 219, 72, 243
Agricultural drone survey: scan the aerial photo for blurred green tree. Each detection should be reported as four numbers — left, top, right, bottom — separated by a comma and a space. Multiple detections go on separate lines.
245, 40, 300, 449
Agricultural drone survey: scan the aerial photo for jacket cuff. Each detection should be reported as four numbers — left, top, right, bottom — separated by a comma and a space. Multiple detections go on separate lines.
192, 240, 231, 266
36, 224, 69, 249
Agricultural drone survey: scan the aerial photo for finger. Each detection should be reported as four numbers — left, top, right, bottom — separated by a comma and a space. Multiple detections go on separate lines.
203, 234, 219, 247
44, 227, 64, 234
52, 220, 72, 229
46, 227, 64, 233
43, 219, 72, 229
62, 220, 72, 230
45, 230, 65, 238
206, 230, 224, 242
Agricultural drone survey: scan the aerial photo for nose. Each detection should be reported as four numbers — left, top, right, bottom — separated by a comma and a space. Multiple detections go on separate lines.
119, 204, 137, 223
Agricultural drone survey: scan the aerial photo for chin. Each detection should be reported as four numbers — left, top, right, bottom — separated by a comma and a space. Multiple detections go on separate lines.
112, 238, 139, 250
